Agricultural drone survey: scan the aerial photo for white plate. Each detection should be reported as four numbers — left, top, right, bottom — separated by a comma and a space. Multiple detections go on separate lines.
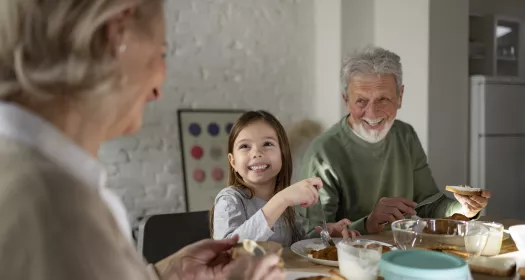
290, 238, 396, 267
285, 271, 330, 280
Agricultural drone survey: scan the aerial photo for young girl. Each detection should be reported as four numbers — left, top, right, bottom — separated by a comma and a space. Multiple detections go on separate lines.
211, 110, 360, 246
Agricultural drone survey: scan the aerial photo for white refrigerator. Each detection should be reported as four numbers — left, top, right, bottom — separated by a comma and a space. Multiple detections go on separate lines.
470, 75, 525, 220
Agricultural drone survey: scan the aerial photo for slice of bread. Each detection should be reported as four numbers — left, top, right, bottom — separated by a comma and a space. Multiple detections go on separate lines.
468, 256, 516, 277
445, 185, 483, 196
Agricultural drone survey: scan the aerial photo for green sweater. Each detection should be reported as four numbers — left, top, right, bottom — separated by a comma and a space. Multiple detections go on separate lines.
297, 116, 462, 236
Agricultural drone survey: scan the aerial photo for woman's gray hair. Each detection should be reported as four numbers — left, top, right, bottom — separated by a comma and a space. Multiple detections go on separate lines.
0, 0, 160, 101
340, 46, 403, 96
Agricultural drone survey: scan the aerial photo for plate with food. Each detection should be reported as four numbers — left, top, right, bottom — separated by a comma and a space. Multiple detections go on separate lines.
285, 269, 345, 280
290, 238, 396, 267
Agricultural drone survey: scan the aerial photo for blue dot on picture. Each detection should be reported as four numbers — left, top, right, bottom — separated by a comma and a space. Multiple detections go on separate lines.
208, 122, 220, 136
188, 123, 201, 136
225, 123, 233, 134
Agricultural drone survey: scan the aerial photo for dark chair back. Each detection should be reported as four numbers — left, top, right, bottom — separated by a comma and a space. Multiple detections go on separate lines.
137, 211, 210, 263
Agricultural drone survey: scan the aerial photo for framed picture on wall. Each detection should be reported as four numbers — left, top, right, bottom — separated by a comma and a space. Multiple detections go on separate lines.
177, 109, 245, 212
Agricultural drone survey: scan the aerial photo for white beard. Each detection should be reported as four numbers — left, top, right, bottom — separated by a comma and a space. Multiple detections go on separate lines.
351, 119, 394, 143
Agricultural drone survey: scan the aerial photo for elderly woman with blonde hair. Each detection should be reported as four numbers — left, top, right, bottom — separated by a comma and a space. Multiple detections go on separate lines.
0, 0, 284, 280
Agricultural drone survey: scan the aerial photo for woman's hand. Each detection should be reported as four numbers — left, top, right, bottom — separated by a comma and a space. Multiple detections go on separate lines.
226, 254, 285, 280
156, 236, 239, 280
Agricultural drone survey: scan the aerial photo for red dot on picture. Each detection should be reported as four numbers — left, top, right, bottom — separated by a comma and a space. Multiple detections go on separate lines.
191, 145, 204, 159
212, 168, 224, 181
193, 169, 205, 182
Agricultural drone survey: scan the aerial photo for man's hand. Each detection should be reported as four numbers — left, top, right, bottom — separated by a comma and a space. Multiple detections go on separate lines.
156, 236, 240, 280
454, 190, 492, 218
315, 218, 360, 240
365, 197, 417, 234
319, 218, 351, 237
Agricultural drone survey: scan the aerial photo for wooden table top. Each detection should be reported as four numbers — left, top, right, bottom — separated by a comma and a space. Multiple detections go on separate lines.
283, 217, 525, 280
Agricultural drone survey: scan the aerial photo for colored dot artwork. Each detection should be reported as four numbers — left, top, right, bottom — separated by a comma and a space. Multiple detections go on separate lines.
178, 110, 246, 211
193, 169, 205, 182
212, 168, 224, 181
190, 145, 204, 159
225, 123, 233, 134
188, 123, 201, 136
208, 122, 220, 136
210, 146, 222, 160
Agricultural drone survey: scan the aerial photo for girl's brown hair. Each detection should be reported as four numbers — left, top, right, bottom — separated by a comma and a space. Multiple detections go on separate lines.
209, 110, 301, 243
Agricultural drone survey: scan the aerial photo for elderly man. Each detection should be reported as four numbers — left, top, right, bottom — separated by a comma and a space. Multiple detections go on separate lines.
298, 46, 491, 235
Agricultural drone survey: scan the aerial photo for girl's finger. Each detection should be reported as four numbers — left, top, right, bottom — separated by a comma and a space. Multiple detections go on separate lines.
308, 177, 323, 189
308, 184, 319, 194
307, 185, 319, 203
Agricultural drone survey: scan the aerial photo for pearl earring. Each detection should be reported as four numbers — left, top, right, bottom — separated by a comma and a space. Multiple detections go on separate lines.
118, 44, 127, 53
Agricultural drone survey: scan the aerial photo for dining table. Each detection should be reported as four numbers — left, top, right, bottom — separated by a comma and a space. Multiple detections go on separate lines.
283, 217, 525, 280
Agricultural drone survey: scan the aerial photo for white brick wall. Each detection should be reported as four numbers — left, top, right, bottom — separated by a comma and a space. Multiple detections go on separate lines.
98, 0, 316, 228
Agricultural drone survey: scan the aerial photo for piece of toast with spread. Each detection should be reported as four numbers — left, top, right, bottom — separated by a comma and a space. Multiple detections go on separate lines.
445, 185, 483, 196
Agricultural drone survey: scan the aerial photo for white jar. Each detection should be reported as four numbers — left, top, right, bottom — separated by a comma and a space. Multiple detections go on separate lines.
481, 222, 504, 256
337, 239, 382, 280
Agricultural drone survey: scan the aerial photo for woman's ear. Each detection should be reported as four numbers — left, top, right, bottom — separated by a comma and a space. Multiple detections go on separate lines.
106, 7, 136, 56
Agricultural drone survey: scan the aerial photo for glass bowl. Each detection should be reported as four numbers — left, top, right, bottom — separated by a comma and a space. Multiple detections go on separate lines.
391, 219, 490, 260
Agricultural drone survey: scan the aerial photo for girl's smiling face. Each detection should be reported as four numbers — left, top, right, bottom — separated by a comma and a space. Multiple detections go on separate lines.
228, 120, 282, 190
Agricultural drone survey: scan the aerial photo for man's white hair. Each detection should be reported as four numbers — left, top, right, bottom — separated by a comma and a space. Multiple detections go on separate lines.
340, 46, 403, 96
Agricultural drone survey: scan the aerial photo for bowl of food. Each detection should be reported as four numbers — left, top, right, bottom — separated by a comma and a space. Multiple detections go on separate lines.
290, 238, 395, 267
391, 218, 490, 259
